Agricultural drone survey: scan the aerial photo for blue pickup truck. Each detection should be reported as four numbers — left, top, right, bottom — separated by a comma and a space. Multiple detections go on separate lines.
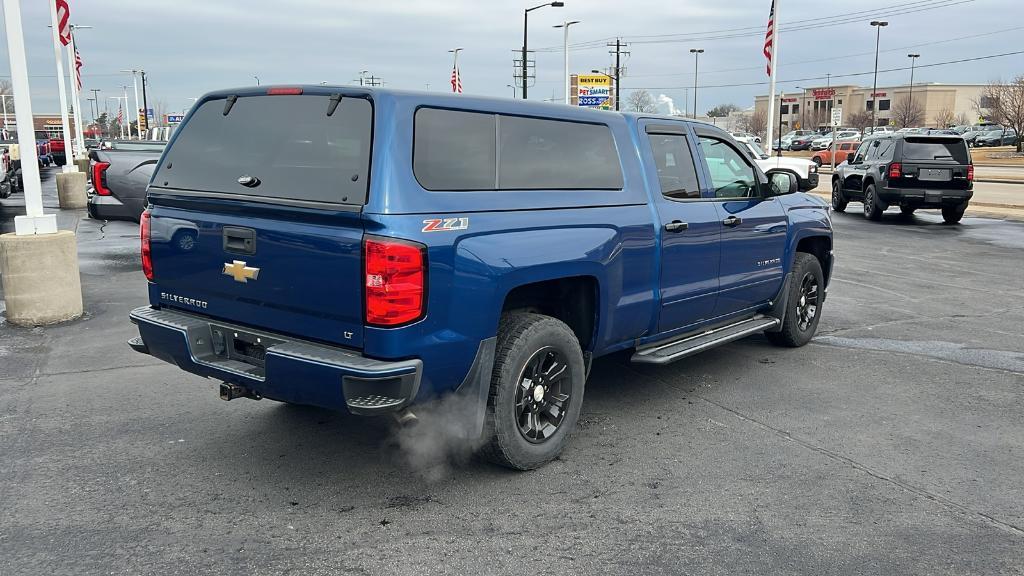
128, 86, 833, 470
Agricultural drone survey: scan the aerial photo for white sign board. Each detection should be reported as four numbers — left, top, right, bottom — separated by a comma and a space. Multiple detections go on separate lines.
831, 107, 843, 127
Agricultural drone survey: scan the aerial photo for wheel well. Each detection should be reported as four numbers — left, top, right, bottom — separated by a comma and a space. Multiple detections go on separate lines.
796, 236, 832, 285
501, 276, 598, 351
862, 176, 875, 191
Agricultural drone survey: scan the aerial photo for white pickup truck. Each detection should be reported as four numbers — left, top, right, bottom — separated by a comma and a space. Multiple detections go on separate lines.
734, 137, 819, 192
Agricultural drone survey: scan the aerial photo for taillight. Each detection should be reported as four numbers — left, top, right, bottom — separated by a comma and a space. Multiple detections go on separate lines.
967, 164, 974, 182
92, 161, 111, 196
364, 236, 426, 326
888, 162, 902, 179
140, 210, 153, 281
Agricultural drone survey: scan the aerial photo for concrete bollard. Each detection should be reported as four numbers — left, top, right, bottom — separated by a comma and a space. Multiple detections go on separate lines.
74, 158, 89, 174
55, 171, 88, 210
0, 230, 84, 326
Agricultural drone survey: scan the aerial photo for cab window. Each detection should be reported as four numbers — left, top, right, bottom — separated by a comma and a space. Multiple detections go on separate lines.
698, 136, 758, 199
647, 134, 700, 199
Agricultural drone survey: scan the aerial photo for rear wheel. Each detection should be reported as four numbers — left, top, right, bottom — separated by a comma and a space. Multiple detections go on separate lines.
480, 313, 585, 470
812, 157, 822, 167
767, 253, 824, 348
862, 184, 883, 221
831, 179, 848, 212
942, 205, 966, 224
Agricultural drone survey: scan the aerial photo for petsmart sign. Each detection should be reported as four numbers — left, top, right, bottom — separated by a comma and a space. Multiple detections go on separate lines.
577, 74, 612, 109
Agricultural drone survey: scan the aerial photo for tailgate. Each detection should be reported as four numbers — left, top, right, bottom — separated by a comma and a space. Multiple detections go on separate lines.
896, 137, 972, 190
145, 90, 374, 348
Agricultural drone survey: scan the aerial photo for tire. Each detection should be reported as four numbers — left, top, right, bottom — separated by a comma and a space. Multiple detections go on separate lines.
900, 206, 916, 216
831, 178, 848, 212
862, 183, 883, 221
942, 205, 966, 224
767, 253, 824, 348
479, 313, 586, 470
812, 157, 822, 167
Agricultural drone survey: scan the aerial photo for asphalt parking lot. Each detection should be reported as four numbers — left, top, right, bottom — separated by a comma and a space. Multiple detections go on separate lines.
1, 176, 1023, 575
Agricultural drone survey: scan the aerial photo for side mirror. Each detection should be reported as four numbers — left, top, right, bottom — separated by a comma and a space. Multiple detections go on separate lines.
846, 152, 858, 164
766, 170, 798, 196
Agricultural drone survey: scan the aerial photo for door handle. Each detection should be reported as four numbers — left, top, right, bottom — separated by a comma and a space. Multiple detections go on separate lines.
664, 220, 689, 232
722, 216, 743, 227
223, 226, 256, 255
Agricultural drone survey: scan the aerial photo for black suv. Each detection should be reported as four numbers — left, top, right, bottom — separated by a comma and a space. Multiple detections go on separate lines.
831, 134, 973, 223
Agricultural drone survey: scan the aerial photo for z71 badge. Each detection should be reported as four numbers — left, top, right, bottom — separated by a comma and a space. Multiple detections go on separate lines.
422, 217, 469, 232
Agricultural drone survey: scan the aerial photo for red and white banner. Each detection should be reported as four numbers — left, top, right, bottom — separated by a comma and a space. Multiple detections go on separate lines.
763, 0, 775, 77
450, 66, 462, 94
55, 0, 72, 46
74, 43, 83, 91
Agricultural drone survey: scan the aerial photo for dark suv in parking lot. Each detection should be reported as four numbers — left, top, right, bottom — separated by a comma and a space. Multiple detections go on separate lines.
832, 134, 973, 223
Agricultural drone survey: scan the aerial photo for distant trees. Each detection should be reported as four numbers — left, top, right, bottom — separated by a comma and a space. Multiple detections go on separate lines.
933, 107, 956, 129
979, 76, 1024, 152
626, 90, 658, 113
954, 112, 972, 127
707, 103, 740, 119
739, 109, 768, 139
892, 96, 925, 128
846, 110, 873, 133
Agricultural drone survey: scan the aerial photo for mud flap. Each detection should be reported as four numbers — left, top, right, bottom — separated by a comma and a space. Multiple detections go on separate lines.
452, 337, 496, 442
764, 271, 794, 332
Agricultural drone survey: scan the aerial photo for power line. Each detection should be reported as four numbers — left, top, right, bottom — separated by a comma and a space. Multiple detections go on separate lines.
624, 49, 1024, 91
626, 24, 1024, 79
533, 0, 975, 52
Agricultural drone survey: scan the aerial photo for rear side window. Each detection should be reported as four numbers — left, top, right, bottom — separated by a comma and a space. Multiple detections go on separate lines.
413, 107, 622, 191
902, 138, 969, 163
153, 94, 373, 205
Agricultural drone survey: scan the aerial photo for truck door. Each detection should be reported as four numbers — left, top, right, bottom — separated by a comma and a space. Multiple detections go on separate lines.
692, 129, 787, 319
640, 122, 721, 334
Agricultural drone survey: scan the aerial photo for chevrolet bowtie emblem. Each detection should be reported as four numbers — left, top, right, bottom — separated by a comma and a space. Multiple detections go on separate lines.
223, 260, 260, 283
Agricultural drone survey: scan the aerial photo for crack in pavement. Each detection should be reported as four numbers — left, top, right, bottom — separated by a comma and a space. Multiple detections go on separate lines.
811, 337, 1024, 375
615, 361, 1024, 539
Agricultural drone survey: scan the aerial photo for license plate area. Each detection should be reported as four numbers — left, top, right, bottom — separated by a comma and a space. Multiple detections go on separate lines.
918, 168, 951, 182
210, 324, 284, 368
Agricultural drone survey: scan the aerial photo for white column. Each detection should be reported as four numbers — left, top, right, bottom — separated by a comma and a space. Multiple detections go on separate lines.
765, 0, 780, 152
563, 25, 570, 105
48, 0, 76, 172
131, 72, 141, 140
122, 87, 131, 139
5, 0, 56, 234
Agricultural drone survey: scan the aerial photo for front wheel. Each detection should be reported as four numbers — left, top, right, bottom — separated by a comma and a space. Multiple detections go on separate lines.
767, 253, 824, 348
480, 313, 586, 470
812, 157, 822, 167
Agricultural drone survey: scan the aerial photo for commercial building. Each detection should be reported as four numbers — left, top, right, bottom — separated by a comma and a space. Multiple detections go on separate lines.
754, 83, 988, 130
1, 114, 81, 139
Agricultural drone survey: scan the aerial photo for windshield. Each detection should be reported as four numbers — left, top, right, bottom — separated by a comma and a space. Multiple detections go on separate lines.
744, 141, 769, 159
983, 130, 1002, 136
152, 93, 373, 205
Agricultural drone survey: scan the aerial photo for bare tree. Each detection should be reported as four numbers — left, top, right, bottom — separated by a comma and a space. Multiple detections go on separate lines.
980, 75, 1024, 152
0, 79, 15, 116
740, 109, 768, 139
846, 110, 873, 133
626, 90, 658, 113
892, 96, 925, 128
954, 111, 971, 127
933, 107, 956, 129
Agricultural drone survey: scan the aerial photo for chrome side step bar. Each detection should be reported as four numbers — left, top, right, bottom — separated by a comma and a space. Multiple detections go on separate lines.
631, 315, 781, 365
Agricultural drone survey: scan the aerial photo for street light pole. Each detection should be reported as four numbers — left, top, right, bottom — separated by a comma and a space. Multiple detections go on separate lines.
870, 20, 888, 129
553, 20, 580, 105
506, 84, 516, 98
690, 48, 703, 119
907, 53, 920, 125
522, 2, 564, 100
448, 48, 462, 93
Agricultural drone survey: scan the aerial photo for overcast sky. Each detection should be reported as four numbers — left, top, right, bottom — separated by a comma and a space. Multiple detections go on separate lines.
1, 0, 1021, 120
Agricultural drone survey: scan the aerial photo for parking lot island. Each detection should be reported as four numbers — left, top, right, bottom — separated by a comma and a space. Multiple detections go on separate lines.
0, 230, 83, 325
55, 170, 87, 209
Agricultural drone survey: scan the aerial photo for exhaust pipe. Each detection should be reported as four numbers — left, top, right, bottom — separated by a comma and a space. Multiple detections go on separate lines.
391, 408, 418, 427
219, 382, 262, 401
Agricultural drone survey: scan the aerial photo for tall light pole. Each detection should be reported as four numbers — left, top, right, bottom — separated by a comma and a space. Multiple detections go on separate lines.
1, 94, 11, 138
689, 48, 703, 119
553, 20, 580, 105
67, 24, 90, 156
448, 47, 462, 93
522, 1, 564, 100
506, 84, 517, 98
869, 20, 888, 129
254, 75, 260, 86
907, 53, 920, 126
109, 96, 126, 139
121, 69, 141, 139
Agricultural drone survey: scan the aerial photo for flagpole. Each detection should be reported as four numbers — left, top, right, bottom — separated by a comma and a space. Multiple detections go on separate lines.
765, 0, 780, 154
66, 31, 86, 158
48, 0, 76, 172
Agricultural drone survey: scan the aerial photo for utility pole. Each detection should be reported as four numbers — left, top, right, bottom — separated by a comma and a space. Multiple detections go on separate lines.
608, 38, 628, 112
907, 53, 920, 125
690, 48, 704, 119
140, 70, 149, 129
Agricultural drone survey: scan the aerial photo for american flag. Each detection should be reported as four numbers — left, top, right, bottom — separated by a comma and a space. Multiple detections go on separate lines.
116, 102, 123, 125
763, 0, 775, 76
450, 65, 462, 94
55, 0, 72, 46
74, 42, 83, 91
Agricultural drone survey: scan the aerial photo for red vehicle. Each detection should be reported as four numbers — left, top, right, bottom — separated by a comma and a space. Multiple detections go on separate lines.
48, 137, 66, 166
811, 141, 860, 167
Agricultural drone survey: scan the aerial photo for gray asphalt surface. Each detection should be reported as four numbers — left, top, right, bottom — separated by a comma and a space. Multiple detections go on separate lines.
2, 174, 1023, 575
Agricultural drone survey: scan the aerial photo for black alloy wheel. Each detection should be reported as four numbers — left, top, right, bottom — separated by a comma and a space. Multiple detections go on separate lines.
513, 347, 572, 443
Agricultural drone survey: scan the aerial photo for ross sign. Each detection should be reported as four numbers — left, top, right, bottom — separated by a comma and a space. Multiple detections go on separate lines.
812, 88, 836, 100
576, 74, 612, 109
165, 114, 185, 124
830, 107, 843, 127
